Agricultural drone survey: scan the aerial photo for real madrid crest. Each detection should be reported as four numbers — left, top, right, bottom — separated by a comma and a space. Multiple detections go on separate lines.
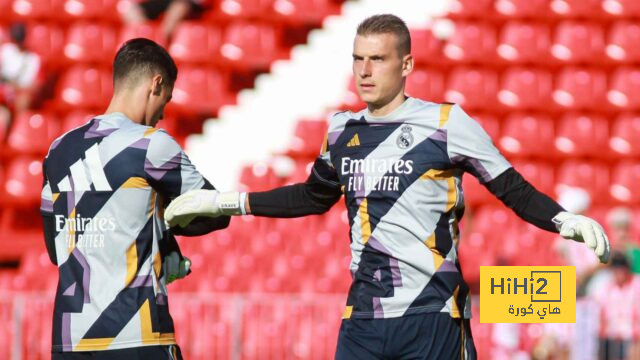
396, 125, 413, 149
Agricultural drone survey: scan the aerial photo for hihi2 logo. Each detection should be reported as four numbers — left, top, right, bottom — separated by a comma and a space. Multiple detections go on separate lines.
480, 266, 576, 323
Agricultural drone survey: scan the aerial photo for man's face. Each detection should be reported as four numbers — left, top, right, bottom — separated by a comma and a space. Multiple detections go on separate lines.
352, 33, 409, 108
146, 82, 173, 128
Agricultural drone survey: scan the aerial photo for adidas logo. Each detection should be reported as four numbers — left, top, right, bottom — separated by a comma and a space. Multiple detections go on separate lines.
347, 133, 360, 147
57, 144, 112, 192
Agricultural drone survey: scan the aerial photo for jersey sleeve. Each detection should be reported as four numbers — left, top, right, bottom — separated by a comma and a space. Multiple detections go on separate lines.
311, 117, 340, 189
445, 104, 511, 183
40, 160, 54, 215
144, 129, 208, 199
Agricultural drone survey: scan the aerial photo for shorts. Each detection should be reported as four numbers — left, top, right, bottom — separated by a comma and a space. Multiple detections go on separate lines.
599, 338, 629, 360
335, 312, 476, 360
52, 345, 183, 360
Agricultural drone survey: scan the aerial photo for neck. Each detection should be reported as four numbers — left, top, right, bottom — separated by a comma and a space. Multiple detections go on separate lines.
104, 87, 147, 125
367, 90, 407, 117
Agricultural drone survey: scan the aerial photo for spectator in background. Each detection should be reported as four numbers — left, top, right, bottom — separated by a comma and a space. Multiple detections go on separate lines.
608, 207, 640, 274
594, 252, 640, 360
121, 0, 208, 44
0, 22, 41, 138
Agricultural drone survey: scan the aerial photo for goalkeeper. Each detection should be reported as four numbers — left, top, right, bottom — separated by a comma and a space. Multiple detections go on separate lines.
166, 14, 609, 360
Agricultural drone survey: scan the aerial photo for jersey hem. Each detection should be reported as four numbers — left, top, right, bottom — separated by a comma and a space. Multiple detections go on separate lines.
52, 338, 177, 352
346, 304, 471, 320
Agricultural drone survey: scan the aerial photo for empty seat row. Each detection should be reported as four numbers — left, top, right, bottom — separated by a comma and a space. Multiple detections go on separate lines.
449, 0, 640, 20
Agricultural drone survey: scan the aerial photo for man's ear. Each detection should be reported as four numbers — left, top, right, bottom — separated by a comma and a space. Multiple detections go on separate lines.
151, 74, 164, 96
402, 54, 414, 77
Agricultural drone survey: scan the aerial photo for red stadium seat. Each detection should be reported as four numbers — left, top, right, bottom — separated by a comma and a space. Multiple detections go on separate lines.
493, 0, 550, 18
445, 67, 498, 110
462, 173, 498, 207
448, 0, 496, 19
556, 161, 610, 203
499, 113, 555, 158
443, 22, 497, 63
472, 113, 500, 141
57, 66, 112, 109
272, 0, 339, 24
553, 67, 608, 110
511, 161, 555, 196
64, 23, 117, 64
601, 0, 640, 17
554, 113, 609, 158
405, 69, 445, 103
169, 22, 222, 64
497, 22, 551, 64
409, 29, 444, 66
499, 67, 553, 109
118, 24, 160, 46
550, 0, 604, 18
169, 67, 228, 117
10, 0, 64, 19
218, 0, 274, 18
610, 113, 640, 157
7, 111, 59, 155
4, 157, 43, 206
25, 23, 64, 69
608, 67, 640, 110
61, 111, 95, 132
551, 21, 605, 64
61, 0, 120, 20
610, 162, 640, 204
606, 21, 640, 63
238, 163, 282, 192
221, 22, 280, 69
285, 119, 327, 158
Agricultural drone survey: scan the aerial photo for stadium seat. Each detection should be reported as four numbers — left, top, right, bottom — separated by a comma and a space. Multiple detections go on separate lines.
10, 0, 64, 19
445, 67, 498, 110
551, 21, 605, 64
24, 23, 64, 69
272, 0, 339, 25
601, 0, 640, 17
169, 22, 222, 64
462, 173, 498, 207
497, 22, 551, 64
64, 22, 117, 64
510, 161, 555, 196
606, 21, 640, 63
555, 161, 610, 203
610, 162, 640, 204
610, 113, 640, 157
61, 0, 120, 20
443, 22, 497, 63
499, 67, 553, 109
4, 157, 42, 206
471, 113, 500, 141
493, 0, 550, 18
118, 24, 160, 46
409, 29, 444, 66
220, 22, 280, 70
61, 111, 94, 132
550, 0, 605, 18
7, 111, 59, 154
169, 66, 228, 117
57, 66, 112, 109
218, 0, 274, 18
405, 69, 445, 103
499, 113, 555, 158
608, 67, 640, 110
238, 163, 282, 192
553, 67, 608, 110
448, 0, 496, 19
554, 113, 609, 158
285, 119, 327, 158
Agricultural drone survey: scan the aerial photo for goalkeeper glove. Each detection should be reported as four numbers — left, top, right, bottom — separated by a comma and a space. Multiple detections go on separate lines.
165, 189, 246, 228
163, 251, 191, 284
552, 211, 610, 263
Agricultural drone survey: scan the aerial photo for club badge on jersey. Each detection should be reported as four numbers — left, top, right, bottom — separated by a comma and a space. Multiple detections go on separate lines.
396, 125, 414, 149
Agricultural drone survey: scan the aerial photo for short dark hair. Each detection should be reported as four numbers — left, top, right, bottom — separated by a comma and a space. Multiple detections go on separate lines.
356, 14, 411, 56
113, 38, 177, 89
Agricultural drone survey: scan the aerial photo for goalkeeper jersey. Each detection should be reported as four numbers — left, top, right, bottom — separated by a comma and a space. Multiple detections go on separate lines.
317, 98, 511, 320
40, 112, 205, 352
